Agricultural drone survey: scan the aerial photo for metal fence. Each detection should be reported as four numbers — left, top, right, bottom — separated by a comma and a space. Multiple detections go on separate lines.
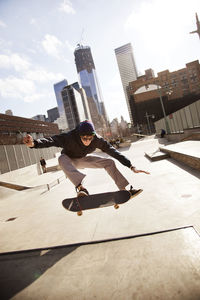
0, 144, 60, 174
155, 100, 200, 133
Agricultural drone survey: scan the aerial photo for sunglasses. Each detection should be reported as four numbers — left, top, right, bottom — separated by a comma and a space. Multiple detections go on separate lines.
81, 136, 94, 141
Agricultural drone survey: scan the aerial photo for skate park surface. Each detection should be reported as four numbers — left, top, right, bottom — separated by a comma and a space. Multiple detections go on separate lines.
0, 136, 200, 299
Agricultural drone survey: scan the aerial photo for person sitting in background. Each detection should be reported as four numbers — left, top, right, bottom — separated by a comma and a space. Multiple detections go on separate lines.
160, 129, 166, 138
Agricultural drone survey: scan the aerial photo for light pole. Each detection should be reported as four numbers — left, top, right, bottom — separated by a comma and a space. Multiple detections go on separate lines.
145, 112, 155, 134
157, 86, 170, 134
134, 84, 172, 134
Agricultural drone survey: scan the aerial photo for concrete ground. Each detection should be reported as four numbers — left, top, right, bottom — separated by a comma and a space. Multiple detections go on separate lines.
0, 136, 200, 299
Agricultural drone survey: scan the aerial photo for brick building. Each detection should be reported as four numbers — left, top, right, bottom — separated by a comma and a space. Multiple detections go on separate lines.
127, 60, 200, 129
0, 113, 59, 145
0, 114, 61, 174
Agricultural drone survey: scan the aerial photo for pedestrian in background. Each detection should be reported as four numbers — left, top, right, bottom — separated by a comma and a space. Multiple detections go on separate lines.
40, 157, 47, 173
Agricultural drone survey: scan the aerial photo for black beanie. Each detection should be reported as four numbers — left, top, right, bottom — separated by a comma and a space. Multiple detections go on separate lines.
78, 120, 96, 136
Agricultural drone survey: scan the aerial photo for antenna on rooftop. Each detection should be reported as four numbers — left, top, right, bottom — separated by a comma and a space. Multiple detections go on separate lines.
189, 12, 200, 39
76, 28, 85, 47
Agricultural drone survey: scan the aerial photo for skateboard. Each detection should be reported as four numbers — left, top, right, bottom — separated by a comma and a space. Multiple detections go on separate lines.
62, 189, 142, 216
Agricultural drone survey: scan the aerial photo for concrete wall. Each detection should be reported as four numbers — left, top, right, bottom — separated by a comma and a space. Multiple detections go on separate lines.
155, 100, 200, 137
0, 144, 61, 175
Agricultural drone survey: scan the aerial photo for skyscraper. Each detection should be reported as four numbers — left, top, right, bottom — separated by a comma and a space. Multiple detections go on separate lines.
47, 107, 59, 123
74, 44, 107, 128
54, 79, 68, 130
61, 82, 90, 130
115, 43, 138, 124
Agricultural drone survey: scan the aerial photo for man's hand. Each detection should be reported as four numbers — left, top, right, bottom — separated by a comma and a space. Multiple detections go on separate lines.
23, 134, 34, 148
131, 166, 150, 175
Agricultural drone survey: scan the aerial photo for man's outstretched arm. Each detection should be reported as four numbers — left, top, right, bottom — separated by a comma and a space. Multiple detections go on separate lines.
130, 165, 150, 175
23, 134, 35, 147
97, 137, 150, 175
23, 133, 67, 149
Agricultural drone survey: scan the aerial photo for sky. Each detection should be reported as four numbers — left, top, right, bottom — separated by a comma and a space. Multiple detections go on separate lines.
0, 0, 199, 122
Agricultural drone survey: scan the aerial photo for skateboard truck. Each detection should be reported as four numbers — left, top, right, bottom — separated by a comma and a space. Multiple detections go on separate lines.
74, 198, 83, 216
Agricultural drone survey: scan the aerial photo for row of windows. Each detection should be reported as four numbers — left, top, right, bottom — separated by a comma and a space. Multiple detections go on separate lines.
159, 69, 199, 81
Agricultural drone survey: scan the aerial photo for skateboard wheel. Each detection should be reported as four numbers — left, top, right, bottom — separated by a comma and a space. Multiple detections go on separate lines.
77, 211, 82, 216
114, 204, 119, 209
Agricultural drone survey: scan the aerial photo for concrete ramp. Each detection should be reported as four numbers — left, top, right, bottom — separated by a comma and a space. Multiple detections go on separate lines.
160, 140, 200, 171
1, 226, 200, 300
145, 150, 169, 161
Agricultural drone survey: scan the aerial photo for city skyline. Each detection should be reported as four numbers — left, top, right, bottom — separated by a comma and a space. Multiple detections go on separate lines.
0, 0, 199, 123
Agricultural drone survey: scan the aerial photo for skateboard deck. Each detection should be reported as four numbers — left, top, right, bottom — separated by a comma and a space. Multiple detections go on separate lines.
62, 190, 142, 216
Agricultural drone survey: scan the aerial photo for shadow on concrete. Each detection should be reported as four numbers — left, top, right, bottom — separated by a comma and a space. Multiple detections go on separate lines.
118, 146, 131, 152
167, 158, 200, 180
0, 226, 196, 299
0, 246, 78, 300
0, 181, 47, 193
154, 136, 169, 146
46, 165, 60, 173
0, 181, 32, 191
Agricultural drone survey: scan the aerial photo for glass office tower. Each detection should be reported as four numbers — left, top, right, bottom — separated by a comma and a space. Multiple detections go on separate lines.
61, 83, 87, 130
115, 43, 138, 124
74, 44, 106, 127
54, 79, 68, 130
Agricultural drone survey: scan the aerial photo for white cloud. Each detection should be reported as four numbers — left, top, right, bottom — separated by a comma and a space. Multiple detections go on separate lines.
0, 76, 36, 101
41, 34, 63, 59
0, 52, 65, 82
0, 53, 31, 71
24, 93, 47, 103
0, 20, 6, 28
41, 34, 72, 61
0, 51, 66, 103
0, 76, 53, 104
26, 68, 65, 83
58, 0, 76, 14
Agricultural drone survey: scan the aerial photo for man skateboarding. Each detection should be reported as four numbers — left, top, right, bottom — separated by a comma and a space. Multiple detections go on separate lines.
23, 120, 150, 197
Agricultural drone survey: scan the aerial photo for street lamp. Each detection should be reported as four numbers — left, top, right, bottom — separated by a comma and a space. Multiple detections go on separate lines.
145, 112, 155, 134
156, 85, 170, 134
142, 84, 171, 134
134, 84, 172, 134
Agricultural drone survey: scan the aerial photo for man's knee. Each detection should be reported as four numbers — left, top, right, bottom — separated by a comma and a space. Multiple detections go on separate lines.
58, 154, 68, 166
105, 158, 115, 168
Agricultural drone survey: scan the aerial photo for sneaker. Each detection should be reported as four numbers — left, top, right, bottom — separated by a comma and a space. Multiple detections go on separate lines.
129, 185, 143, 198
76, 184, 89, 197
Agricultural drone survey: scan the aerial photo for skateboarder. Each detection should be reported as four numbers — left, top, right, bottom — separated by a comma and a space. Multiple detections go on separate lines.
23, 120, 150, 197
